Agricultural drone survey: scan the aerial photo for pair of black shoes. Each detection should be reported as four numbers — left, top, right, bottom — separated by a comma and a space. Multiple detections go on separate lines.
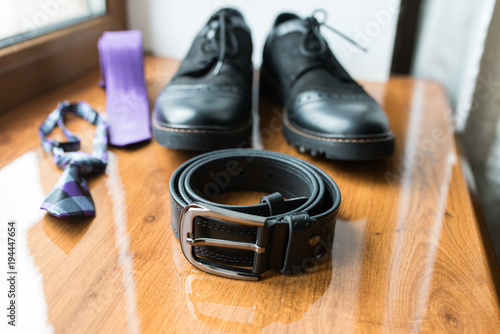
153, 8, 394, 160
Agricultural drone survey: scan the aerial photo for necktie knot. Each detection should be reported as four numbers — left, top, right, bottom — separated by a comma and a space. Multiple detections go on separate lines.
56, 152, 107, 176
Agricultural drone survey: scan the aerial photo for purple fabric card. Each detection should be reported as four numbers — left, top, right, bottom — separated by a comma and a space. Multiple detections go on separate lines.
98, 30, 151, 146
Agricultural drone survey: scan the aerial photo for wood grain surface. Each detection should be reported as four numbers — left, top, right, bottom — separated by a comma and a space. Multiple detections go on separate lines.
0, 56, 499, 333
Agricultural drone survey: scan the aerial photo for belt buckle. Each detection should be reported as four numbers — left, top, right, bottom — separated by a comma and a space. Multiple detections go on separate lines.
179, 202, 267, 281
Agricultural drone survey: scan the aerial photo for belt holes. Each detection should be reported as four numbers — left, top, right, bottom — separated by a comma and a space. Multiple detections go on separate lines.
268, 173, 274, 178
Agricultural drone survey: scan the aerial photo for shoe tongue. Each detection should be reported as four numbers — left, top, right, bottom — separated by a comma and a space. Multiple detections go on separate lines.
210, 7, 243, 20
274, 13, 301, 26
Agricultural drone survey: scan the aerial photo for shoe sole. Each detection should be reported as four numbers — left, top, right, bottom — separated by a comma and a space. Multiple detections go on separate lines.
152, 117, 252, 151
282, 112, 395, 160
259, 67, 395, 160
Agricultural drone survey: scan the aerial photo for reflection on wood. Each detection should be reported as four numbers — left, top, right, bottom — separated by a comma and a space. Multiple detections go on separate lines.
0, 57, 498, 333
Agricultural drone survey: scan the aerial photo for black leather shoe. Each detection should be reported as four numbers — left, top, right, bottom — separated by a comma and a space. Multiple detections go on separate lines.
260, 11, 395, 160
153, 8, 253, 151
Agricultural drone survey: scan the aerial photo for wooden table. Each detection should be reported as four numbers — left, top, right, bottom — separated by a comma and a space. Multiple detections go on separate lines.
1, 56, 499, 333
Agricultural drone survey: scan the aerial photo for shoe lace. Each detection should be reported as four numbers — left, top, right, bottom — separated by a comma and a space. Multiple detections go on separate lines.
201, 10, 239, 75
300, 9, 367, 57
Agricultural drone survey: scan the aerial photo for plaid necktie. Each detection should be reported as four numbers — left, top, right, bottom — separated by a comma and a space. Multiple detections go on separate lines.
39, 101, 108, 218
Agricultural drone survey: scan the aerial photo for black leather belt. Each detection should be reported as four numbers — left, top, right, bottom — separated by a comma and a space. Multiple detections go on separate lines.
170, 149, 341, 280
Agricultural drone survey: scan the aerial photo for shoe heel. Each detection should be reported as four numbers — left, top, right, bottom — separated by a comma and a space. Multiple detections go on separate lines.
259, 67, 283, 104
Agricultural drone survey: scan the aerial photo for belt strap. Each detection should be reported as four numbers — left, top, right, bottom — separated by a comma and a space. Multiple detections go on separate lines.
170, 149, 341, 280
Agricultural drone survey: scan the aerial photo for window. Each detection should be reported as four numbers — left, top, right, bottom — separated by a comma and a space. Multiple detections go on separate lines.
0, 0, 107, 48
0, 0, 126, 113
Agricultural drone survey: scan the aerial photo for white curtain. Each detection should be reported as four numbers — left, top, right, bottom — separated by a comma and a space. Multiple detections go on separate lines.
463, 0, 500, 257
412, 0, 500, 258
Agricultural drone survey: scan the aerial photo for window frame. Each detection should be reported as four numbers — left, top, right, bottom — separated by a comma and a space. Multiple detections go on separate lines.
0, 0, 127, 113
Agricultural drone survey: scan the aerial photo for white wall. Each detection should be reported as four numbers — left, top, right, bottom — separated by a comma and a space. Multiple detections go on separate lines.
126, 0, 400, 82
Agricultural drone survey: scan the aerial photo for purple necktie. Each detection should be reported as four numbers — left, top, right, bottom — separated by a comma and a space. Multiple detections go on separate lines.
39, 101, 108, 218
98, 30, 151, 146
